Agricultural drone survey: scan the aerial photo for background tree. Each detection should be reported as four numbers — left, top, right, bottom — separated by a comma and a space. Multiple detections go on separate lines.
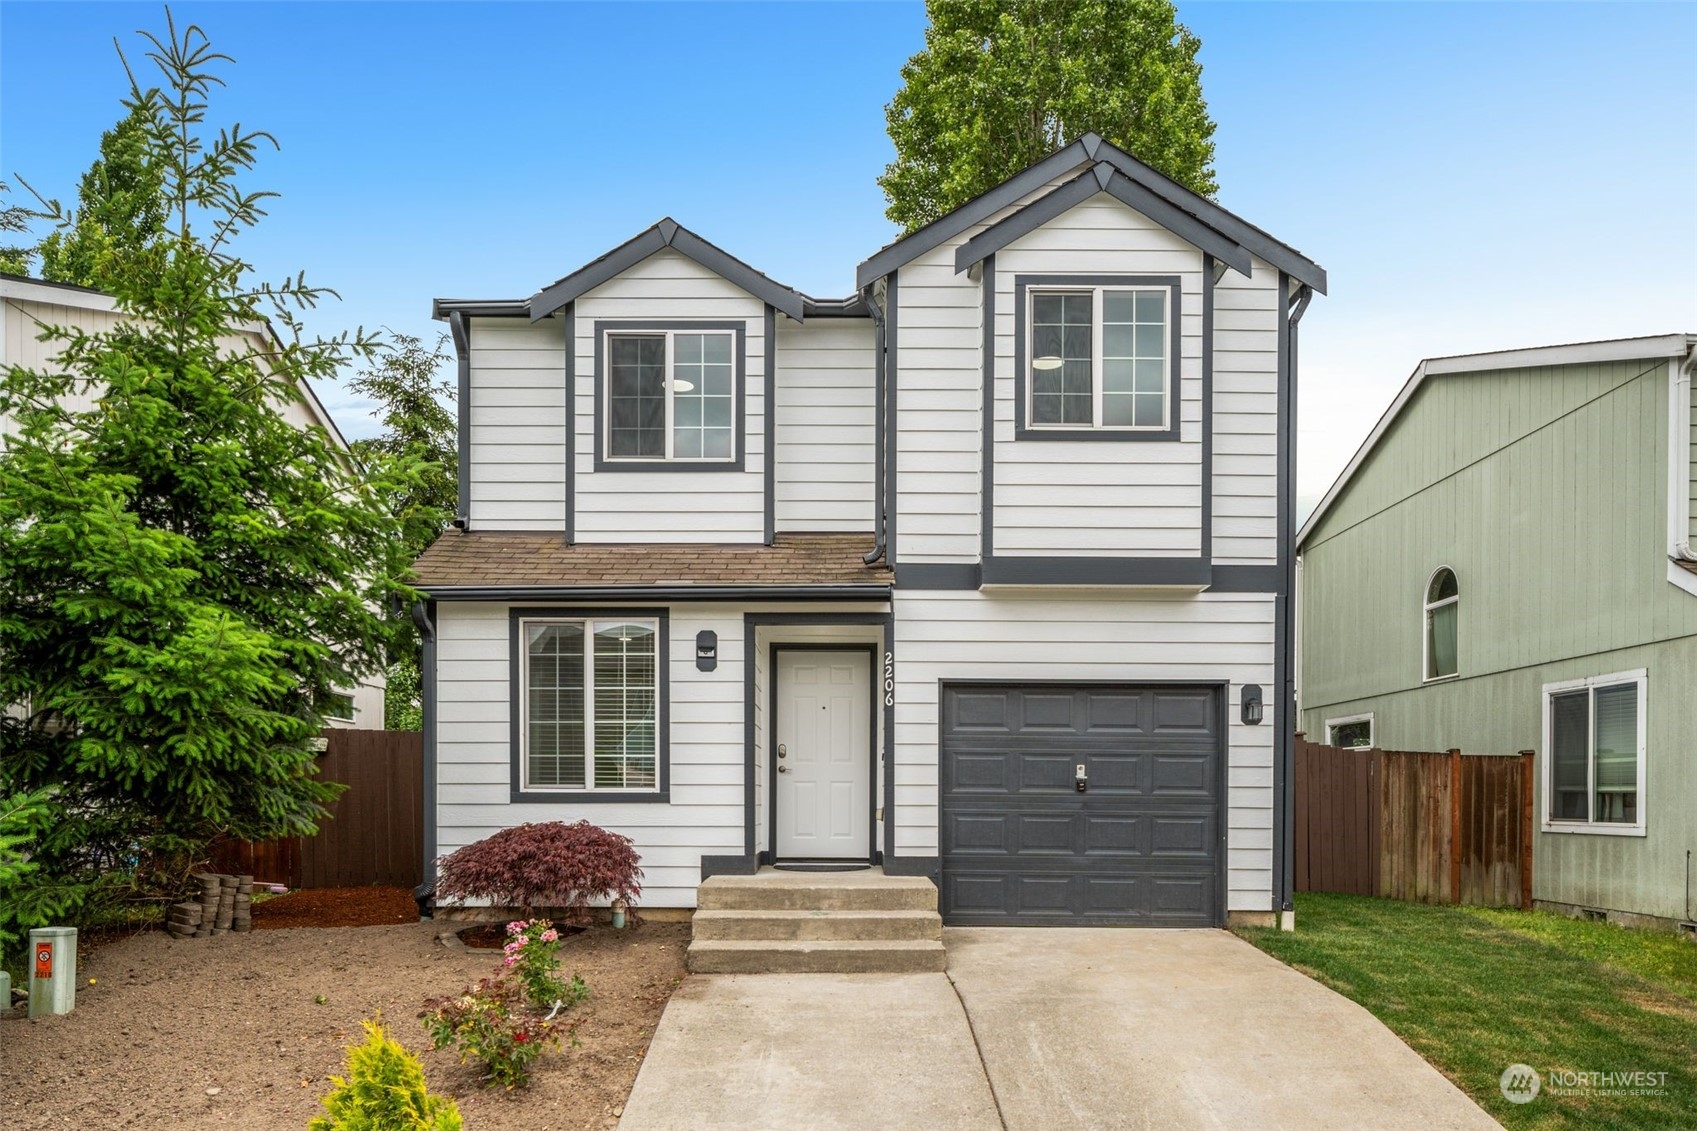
0, 14, 418, 948
0, 182, 37, 274
346, 331, 456, 729
35, 102, 169, 289
880, 0, 1218, 232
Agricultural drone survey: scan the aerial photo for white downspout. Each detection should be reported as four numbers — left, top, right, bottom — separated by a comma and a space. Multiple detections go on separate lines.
1670, 342, 1696, 562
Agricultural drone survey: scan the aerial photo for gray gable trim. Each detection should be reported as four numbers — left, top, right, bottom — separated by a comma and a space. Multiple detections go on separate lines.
1089, 136, 1328, 294
858, 133, 1325, 294
955, 164, 1253, 280
529, 218, 807, 323
855, 137, 1095, 290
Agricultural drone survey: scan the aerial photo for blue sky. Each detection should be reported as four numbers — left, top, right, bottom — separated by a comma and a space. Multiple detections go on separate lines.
3, 2, 1693, 508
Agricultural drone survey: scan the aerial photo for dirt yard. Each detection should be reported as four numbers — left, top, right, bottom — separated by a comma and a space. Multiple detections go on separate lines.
0, 906, 690, 1130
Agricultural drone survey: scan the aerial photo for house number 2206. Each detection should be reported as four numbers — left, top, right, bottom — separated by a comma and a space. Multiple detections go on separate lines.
883, 652, 895, 706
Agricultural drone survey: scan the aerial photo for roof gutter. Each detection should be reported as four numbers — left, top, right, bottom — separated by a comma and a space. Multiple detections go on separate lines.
861, 281, 889, 565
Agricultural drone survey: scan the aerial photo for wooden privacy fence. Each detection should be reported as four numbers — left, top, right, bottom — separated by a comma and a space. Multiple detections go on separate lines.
1294, 735, 1532, 908
211, 729, 423, 889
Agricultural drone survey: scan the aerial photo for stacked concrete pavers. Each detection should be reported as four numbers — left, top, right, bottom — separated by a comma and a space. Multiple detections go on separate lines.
170, 873, 255, 939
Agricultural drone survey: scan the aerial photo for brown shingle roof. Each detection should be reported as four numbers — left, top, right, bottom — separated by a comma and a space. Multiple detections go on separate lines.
413, 531, 890, 591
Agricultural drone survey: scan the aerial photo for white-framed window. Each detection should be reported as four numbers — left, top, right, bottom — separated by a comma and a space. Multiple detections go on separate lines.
1027, 286, 1170, 430
1542, 669, 1646, 836
321, 691, 356, 722
1326, 713, 1374, 749
1423, 566, 1459, 681
520, 617, 660, 792
604, 329, 735, 461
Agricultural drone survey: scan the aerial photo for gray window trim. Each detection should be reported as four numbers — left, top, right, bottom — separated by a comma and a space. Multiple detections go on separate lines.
592, 320, 747, 473
508, 605, 671, 804
1013, 274, 1183, 443
530, 218, 806, 322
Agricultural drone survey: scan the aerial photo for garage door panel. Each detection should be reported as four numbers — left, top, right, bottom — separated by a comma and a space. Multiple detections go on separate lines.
1020, 692, 1077, 729
940, 682, 1224, 926
1151, 752, 1214, 794
1152, 690, 1217, 733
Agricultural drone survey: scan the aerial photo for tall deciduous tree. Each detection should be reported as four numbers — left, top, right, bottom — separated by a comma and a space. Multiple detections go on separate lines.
880, 0, 1218, 232
0, 15, 417, 882
36, 103, 169, 289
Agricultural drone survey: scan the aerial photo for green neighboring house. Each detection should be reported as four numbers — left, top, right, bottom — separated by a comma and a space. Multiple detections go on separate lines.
1296, 334, 1697, 929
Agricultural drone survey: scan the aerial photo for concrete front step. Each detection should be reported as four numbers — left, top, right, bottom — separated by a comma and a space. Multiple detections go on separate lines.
691, 908, 943, 942
686, 939, 948, 974
697, 871, 938, 913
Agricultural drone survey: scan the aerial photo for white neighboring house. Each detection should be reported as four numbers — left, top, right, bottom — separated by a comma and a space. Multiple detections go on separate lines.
418, 134, 1325, 927
0, 272, 385, 728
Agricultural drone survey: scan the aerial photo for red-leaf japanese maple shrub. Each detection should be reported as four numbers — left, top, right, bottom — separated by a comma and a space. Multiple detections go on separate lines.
435, 822, 642, 922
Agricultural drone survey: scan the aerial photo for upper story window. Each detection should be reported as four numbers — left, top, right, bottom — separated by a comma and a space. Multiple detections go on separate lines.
604, 328, 736, 463
1543, 670, 1645, 835
1014, 275, 1180, 442
521, 617, 660, 793
1423, 567, 1459, 681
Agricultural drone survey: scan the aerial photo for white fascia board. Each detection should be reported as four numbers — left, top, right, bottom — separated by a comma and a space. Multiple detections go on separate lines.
1423, 334, 1692, 375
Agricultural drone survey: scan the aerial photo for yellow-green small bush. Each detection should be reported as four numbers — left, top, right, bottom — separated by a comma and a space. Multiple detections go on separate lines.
309, 1018, 462, 1131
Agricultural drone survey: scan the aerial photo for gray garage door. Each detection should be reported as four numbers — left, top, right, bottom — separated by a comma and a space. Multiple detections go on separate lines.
939, 683, 1224, 927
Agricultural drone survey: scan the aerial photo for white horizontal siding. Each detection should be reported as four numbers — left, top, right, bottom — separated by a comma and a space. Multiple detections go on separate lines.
571, 250, 766, 542
433, 601, 750, 909
992, 195, 1205, 556
773, 317, 876, 532
468, 317, 566, 530
1210, 259, 1280, 564
891, 589, 1276, 911
894, 246, 984, 561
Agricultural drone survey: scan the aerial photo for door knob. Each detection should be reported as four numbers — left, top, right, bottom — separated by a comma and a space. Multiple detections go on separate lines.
778, 765, 790, 773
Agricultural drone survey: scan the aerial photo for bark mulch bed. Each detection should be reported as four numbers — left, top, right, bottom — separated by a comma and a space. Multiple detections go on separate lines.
251, 884, 419, 929
0, 917, 691, 1130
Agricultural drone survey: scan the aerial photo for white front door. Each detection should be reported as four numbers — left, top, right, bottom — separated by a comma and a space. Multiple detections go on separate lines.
775, 650, 872, 860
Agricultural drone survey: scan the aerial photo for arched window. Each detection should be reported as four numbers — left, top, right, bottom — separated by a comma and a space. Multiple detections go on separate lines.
1424, 567, 1459, 680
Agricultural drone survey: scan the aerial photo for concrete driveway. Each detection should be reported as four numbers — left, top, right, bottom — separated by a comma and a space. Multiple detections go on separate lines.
947, 927, 1500, 1131
621, 929, 1500, 1131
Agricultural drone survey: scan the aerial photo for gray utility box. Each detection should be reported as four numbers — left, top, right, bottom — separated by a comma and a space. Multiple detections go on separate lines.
28, 926, 77, 1017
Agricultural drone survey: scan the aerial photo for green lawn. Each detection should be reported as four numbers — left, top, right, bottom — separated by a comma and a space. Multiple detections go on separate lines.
1234, 893, 1697, 1130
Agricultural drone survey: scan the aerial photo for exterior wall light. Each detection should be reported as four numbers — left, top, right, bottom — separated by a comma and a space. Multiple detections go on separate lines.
696, 630, 718, 672
1241, 684, 1264, 726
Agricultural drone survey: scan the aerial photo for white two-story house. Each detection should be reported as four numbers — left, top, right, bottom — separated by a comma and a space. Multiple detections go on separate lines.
417, 134, 1325, 931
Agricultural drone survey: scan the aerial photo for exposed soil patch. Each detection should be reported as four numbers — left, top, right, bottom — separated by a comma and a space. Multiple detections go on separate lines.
252, 884, 419, 929
0, 918, 691, 1130
458, 921, 588, 950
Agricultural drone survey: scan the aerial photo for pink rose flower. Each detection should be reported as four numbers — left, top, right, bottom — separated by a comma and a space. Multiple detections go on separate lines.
540, 929, 558, 943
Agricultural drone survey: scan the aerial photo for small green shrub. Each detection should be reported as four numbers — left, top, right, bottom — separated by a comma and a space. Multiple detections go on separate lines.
308, 1018, 462, 1131
422, 976, 569, 1090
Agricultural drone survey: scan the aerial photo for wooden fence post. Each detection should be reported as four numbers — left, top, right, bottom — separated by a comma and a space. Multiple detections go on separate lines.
1448, 748, 1462, 905
1519, 750, 1535, 910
